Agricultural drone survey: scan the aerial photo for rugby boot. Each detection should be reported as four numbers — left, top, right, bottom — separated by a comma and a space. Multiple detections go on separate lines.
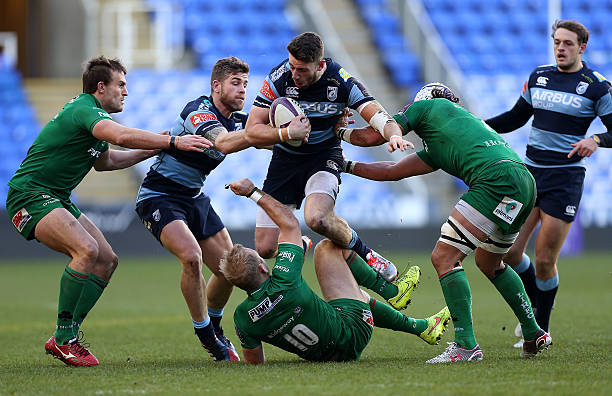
366, 249, 398, 282
387, 266, 420, 310
44, 334, 99, 366
426, 342, 483, 363
419, 306, 451, 345
521, 329, 552, 358
201, 336, 240, 362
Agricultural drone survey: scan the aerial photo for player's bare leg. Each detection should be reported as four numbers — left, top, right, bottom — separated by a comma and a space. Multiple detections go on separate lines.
36, 208, 101, 365
254, 226, 280, 258
304, 192, 397, 281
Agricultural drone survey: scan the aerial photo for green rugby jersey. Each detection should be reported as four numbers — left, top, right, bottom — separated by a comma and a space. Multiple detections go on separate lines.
9, 93, 111, 199
393, 99, 523, 187
234, 243, 345, 361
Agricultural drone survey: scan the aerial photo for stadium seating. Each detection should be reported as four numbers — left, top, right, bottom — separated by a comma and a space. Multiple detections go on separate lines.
423, 0, 612, 227
0, 65, 39, 208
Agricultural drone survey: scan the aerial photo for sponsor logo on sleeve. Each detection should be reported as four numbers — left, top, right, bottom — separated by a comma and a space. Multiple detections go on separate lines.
190, 112, 217, 128
248, 295, 283, 322
362, 309, 374, 327
338, 68, 352, 82
98, 111, 111, 118
593, 71, 607, 82
259, 80, 277, 101
277, 250, 296, 262
576, 81, 589, 94
493, 197, 523, 224
11, 208, 32, 232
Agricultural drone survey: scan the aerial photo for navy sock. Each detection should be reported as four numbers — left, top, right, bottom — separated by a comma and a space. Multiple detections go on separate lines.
193, 318, 217, 345
515, 258, 537, 306
346, 229, 370, 262
208, 307, 224, 336
534, 274, 559, 332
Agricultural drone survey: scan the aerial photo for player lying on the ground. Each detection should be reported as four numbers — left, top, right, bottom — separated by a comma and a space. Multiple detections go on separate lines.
337, 83, 552, 363
220, 177, 450, 363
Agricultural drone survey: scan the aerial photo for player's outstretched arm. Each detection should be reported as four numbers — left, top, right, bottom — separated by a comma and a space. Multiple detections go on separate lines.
244, 106, 310, 146
203, 125, 251, 154
92, 119, 212, 151
226, 178, 302, 246
345, 152, 434, 181
356, 101, 413, 152
94, 148, 158, 171
242, 344, 265, 364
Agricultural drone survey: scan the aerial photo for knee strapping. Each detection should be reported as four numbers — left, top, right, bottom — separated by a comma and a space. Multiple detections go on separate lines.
438, 217, 481, 255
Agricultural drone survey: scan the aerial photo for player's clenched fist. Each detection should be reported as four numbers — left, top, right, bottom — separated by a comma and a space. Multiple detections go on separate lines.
226, 178, 255, 196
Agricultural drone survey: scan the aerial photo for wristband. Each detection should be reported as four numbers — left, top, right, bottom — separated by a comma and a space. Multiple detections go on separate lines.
278, 128, 284, 142
336, 127, 352, 143
169, 135, 176, 149
590, 135, 601, 146
343, 160, 356, 174
286, 126, 293, 140
247, 187, 264, 203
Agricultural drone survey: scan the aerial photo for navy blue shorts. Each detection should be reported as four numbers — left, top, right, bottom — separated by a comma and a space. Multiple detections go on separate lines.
135, 194, 224, 244
262, 146, 344, 208
527, 165, 585, 223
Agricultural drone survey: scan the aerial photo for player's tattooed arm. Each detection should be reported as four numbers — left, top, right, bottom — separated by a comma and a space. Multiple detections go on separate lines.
202, 125, 224, 145
203, 125, 251, 154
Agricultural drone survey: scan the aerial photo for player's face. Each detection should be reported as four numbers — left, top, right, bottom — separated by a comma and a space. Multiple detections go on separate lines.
288, 54, 321, 88
553, 28, 585, 72
99, 70, 128, 113
218, 73, 248, 112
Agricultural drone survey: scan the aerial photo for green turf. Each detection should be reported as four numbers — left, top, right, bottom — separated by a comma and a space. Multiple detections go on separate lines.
1, 252, 611, 395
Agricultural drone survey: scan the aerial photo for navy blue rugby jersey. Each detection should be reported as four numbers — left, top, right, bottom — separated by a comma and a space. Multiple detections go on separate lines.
521, 64, 612, 168
137, 95, 248, 202
253, 58, 374, 154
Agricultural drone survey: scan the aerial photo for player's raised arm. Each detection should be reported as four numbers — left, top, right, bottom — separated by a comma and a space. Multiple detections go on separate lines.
226, 178, 302, 246
244, 104, 310, 146
92, 119, 212, 151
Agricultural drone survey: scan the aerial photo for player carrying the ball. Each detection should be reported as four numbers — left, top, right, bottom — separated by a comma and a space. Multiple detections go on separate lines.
245, 32, 412, 287
339, 83, 552, 363
221, 177, 450, 363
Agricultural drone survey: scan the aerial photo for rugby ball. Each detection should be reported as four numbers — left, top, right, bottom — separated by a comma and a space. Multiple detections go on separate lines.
269, 97, 305, 147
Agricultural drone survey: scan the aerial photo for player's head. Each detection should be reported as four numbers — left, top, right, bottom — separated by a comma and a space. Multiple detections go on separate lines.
83, 55, 128, 113
211, 57, 250, 113
551, 20, 588, 72
287, 32, 325, 88
219, 244, 269, 292
413, 82, 459, 103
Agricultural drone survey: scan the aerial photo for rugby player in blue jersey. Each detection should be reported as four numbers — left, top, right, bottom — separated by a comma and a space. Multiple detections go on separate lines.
485, 20, 612, 346
135, 57, 268, 361
245, 32, 413, 287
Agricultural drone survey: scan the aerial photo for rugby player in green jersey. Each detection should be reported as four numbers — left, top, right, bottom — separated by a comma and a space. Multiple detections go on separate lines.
5, 56, 211, 367
337, 83, 552, 363
220, 177, 450, 364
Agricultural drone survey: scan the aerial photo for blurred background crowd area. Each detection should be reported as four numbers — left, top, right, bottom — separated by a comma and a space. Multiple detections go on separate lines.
1, 0, 611, 254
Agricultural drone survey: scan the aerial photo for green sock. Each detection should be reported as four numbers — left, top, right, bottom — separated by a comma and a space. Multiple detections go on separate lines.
72, 273, 108, 336
490, 264, 539, 340
369, 298, 427, 335
55, 266, 88, 344
439, 267, 477, 349
346, 252, 398, 300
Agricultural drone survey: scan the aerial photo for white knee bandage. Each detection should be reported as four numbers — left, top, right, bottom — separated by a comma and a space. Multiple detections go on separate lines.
480, 229, 518, 254
305, 171, 339, 200
438, 217, 482, 255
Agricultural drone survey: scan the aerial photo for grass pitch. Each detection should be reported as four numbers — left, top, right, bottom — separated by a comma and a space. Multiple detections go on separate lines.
0, 251, 610, 395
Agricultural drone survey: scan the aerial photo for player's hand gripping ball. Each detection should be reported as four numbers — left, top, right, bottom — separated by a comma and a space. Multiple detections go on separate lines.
269, 97, 306, 147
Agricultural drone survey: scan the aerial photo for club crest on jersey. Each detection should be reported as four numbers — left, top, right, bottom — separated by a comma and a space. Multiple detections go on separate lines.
248, 295, 283, 322
327, 86, 338, 101
286, 86, 299, 98
493, 196, 523, 224
576, 81, 589, 95
12, 208, 32, 232
536, 77, 549, 87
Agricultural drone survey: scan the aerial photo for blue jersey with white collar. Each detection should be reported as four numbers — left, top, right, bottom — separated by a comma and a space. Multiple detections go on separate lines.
253, 58, 374, 155
521, 64, 612, 168
137, 95, 247, 202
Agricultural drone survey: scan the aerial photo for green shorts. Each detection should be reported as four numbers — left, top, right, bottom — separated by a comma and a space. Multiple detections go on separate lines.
5, 188, 81, 240
461, 162, 536, 235
326, 298, 373, 361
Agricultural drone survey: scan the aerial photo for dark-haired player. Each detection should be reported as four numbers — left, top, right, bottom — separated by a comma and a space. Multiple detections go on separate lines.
245, 32, 412, 286
6, 55, 211, 366
339, 83, 552, 362
485, 20, 612, 346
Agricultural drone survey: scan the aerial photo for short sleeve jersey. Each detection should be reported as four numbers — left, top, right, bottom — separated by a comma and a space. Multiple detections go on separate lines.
393, 99, 523, 187
233, 243, 344, 361
253, 58, 374, 154
137, 95, 248, 202
519, 63, 612, 168
8, 93, 111, 199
